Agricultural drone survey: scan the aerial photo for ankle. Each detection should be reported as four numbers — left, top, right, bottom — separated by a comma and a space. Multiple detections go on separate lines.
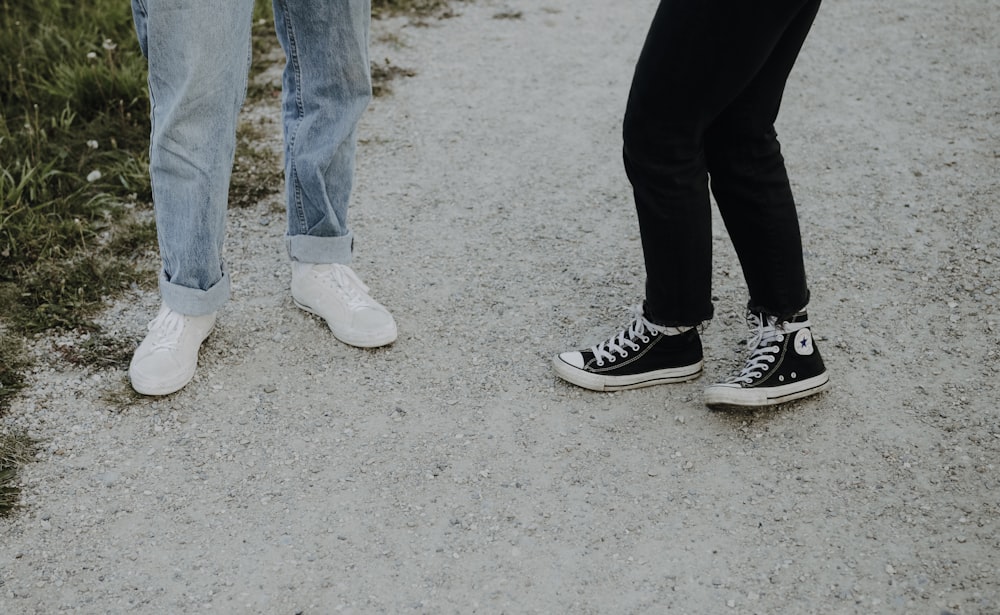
652, 323, 694, 336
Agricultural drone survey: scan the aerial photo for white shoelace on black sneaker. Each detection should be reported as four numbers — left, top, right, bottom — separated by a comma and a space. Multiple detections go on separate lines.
727, 312, 808, 385
591, 306, 689, 367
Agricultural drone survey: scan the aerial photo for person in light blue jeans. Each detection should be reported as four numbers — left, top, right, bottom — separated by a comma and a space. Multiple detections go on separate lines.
129, 0, 397, 397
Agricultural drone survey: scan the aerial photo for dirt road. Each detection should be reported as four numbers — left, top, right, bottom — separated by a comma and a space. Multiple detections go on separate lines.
2, 0, 998, 612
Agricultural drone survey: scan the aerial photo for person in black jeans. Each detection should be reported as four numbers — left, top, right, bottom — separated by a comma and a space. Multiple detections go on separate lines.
553, 0, 830, 409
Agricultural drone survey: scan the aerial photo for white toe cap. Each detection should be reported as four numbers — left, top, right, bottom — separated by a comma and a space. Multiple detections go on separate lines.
557, 351, 585, 369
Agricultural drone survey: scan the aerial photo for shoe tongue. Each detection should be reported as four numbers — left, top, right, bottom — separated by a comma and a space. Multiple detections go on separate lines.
758, 314, 809, 342
150, 311, 185, 346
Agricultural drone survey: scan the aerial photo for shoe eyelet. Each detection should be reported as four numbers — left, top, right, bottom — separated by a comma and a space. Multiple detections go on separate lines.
640, 336, 649, 343
790, 371, 797, 379
609, 356, 616, 362
595, 361, 605, 367
778, 375, 785, 382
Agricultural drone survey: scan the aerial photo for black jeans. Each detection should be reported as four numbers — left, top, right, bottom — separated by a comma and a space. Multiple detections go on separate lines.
623, 0, 822, 327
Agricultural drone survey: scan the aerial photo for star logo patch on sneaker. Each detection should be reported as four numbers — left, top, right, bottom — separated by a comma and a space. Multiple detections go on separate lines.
794, 328, 814, 355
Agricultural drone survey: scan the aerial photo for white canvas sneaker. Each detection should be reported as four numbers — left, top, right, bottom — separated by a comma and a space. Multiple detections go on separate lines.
291, 262, 397, 348
129, 305, 216, 396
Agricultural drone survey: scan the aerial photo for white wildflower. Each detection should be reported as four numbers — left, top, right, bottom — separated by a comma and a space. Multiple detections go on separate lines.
86, 170, 102, 182
87, 51, 98, 60
86, 140, 99, 150
102, 39, 117, 51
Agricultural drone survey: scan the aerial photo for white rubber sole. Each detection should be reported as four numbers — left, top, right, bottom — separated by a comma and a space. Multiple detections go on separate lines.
130, 367, 199, 397
552, 355, 703, 392
294, 300, 397, 348
704, 373, 830, 409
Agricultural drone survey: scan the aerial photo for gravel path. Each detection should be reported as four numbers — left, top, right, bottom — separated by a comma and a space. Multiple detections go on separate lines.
2, 0, 998, 613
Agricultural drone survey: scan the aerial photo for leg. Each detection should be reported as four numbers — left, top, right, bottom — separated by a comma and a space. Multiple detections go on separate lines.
705, 0, 822, 319
128, 0, 252, 396
275, 0, 396, 347
698, 0, 830, 409
132, 0, 254, 316
624, 0, 821, 327
273, 0, 372, 264
554, 0, 824, 393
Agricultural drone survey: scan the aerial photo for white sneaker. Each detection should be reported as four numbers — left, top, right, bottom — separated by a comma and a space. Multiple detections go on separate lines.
129, 305, 216, 396
291, 262, 397, 348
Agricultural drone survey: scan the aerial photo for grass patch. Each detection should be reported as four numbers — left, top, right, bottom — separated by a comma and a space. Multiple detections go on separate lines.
0, 335, 28, 411
99, 376, 147, 413
231, 119, 284, 209
372, 58, 418, 97
0, 216, 156, 339
0, 430, 37, 517
372, 0, 457, 19
1, 1, 152, 275
55, 333, 136, 370
493, 10, 523, 20
8, 253, 139, 333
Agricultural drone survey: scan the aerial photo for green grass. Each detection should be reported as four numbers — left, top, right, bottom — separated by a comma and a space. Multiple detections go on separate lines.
0, 430, 36, 517
1, 0, 152, 337
372, 0, 456, 18
0, 335, 28, 412
1, 1, 152, 273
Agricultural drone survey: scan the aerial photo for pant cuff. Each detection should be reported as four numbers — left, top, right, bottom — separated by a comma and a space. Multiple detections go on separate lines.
746, 291, 810, 321
286, 231, 354, 265
160, 269, 230, 316
642, 299, 711, 329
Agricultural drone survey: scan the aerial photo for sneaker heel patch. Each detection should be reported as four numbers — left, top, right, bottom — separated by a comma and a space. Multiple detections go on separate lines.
794, 328, 814, 356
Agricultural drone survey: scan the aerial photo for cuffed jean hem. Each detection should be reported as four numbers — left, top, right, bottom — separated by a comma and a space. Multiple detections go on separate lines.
286, 231, 354, 265
160, 270, 231, 316
642, 300, 712, 330
747, 290, 810, 322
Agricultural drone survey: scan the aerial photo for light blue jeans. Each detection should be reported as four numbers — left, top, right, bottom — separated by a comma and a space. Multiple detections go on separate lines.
131, 0, 372, 316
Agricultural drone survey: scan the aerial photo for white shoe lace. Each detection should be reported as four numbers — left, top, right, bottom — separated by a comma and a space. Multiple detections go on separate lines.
147, 308, 186, 351
727, 312, 809, 385
325, 264, 376, 311
590, 305, 683, 367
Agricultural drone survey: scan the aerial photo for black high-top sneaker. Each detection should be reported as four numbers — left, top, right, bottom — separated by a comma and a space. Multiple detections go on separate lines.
553, 306, 703, 391
704, 311, 829, 409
